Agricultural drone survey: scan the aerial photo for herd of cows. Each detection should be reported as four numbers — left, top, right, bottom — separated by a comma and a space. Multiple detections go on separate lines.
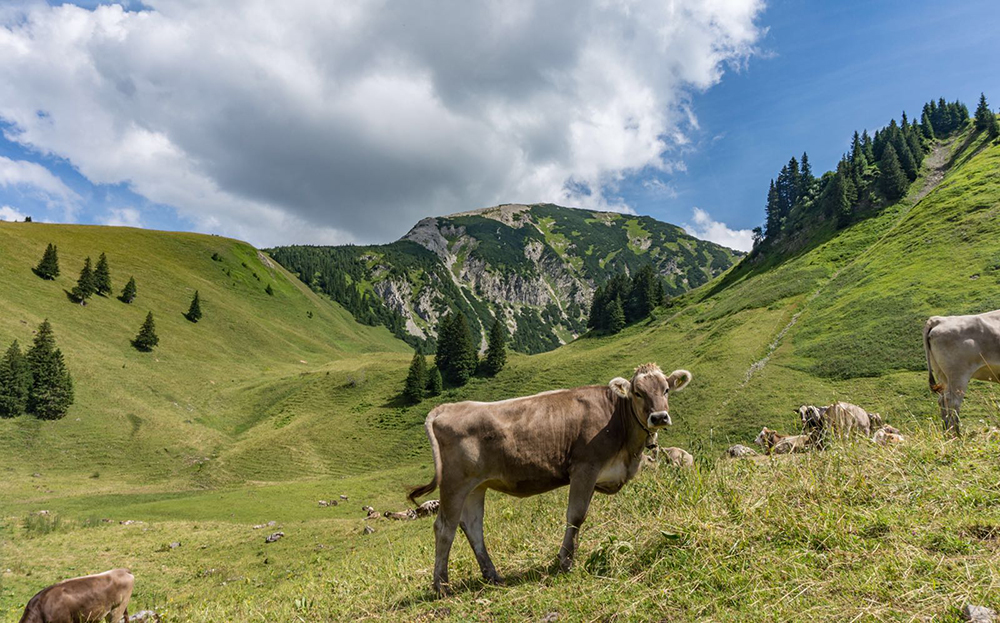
14, 310, 1000, 617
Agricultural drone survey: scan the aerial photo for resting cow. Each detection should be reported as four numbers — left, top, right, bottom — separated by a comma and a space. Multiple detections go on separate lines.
408, 363, 692, 595
798, 402, 881, 444
755, 427, 811, 455
661, 447, 694, 467
924, 311, 1000, 435
19, 568, 133, 623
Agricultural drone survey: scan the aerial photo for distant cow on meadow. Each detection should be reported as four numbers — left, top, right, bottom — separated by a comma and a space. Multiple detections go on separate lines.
798, 402, 881, 444
924, 310, 1000, 435
408, 363, 692, 595
661, 447, 694, 467
18, 568, 133, 623
755, 427, 812, 455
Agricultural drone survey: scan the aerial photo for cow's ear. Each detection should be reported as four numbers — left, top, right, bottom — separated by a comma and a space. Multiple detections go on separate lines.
667, 369, 692, 392
609, 377, 631, 398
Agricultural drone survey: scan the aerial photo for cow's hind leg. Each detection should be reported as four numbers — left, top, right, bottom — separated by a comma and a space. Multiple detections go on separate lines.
460, 485, 501, 584
433, 480, 475, 596
939, 372, 971, 436
558, 471, 598, 572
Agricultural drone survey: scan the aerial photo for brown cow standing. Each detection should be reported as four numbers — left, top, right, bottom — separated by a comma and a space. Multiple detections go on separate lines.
408, 363, 692, 595
19, 568, 133, 623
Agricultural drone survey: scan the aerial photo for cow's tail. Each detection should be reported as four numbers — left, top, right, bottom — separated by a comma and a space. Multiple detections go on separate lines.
407, 408, 443, 505
924, 317, 944, 394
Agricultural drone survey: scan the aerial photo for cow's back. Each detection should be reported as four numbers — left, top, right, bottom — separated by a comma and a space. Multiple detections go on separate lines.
21, 569, 133, 623
827, 402, 871, 435
430, 386, 617, 493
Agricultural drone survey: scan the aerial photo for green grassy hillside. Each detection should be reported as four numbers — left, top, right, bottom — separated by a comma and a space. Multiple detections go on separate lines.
0, 223, 409, 491
3, 125, 1000, 621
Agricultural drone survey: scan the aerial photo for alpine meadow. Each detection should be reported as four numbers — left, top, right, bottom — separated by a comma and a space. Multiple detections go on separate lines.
3, 2, 1000, 622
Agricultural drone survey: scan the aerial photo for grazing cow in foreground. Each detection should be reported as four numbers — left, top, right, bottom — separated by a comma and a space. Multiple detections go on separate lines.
662, 447, 694, 467
924, 311, 1000, 435
408, 363, 692, 595
798, 402, 881, 444
19, 568, 133, 623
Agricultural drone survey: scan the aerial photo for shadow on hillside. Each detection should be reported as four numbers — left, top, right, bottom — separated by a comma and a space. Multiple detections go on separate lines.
394, 561, 557, 607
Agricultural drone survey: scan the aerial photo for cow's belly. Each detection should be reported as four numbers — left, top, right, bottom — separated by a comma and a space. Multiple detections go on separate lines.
486, 476, 569, 498
972, 365, 1000, 383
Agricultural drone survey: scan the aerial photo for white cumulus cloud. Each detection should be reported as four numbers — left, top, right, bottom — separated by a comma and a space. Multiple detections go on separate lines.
0, 0, 765, 245
683, 207, 754, 252
0, 156, 79, 213
102, 207, 143, 228
0, 205, 27, 221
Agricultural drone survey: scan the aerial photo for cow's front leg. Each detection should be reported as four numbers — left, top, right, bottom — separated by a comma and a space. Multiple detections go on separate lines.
558, 471, 598, 572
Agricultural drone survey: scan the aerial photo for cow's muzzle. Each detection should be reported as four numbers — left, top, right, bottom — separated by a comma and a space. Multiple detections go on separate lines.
648, 411, 672, 428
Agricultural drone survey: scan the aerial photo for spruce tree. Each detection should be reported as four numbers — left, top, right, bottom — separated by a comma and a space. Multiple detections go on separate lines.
119, 276, 137, 304
627, 265, 657, 322
799, 152, 814, 197
0, 340, 32, 418
891, 132, 918, 181
974, 93, 999, 138
483, 318, 508, 376
878, 144, 909, 202
70, 257, 97, 304
449, 313, 478, 385
26, 320, 74, 420
403, 351, 427, 403
185, 291, 203, 323
133, 312, 159, 351
33, 243, 60, 280
433, 313, 455, 375
607, 296, 625, 334
426, 366, 443, 396
94, 252, 112, 296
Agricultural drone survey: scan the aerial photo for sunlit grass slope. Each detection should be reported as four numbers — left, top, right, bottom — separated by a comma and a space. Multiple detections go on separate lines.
0, 223, 408, 489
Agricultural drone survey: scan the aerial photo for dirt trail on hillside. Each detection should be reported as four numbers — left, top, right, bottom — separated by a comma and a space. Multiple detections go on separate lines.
736, 138, 954, 392
913, 137, 953, 203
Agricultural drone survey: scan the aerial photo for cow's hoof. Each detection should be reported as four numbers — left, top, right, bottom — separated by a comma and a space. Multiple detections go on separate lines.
433, 581, 451, 597
557, 558, 573, 573
484, 574, 504, 586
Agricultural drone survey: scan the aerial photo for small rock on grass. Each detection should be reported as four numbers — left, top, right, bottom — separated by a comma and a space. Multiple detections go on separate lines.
265, 531, 284, 543
363, 525, 375, 535
963, 604, 997, 623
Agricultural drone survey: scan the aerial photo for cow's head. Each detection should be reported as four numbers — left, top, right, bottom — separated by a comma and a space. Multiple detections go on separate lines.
869, 412, 883, 429
609, 363, 691, 429
797, 405, 823, 430
755, 427, 777, 449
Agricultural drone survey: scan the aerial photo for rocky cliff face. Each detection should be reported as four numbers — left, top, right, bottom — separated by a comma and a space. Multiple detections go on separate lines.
271, 203, 742, 354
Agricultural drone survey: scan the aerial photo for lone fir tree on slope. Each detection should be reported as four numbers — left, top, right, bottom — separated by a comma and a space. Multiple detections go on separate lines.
120, 276, 137, 304
94, 252, 112, 296
426, 366, 443, 397
133, 312, 159, 351
403, 351, 427, 403
26, 320, 74, 420
185, 291, 202, 323
70, 257, 97, 304
33, 243, 60, 280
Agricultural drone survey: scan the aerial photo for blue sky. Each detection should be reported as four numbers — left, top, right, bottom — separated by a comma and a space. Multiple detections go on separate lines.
0, 0, 997, 250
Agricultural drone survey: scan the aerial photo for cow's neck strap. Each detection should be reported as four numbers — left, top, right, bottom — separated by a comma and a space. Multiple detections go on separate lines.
627, 401, 654, 440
